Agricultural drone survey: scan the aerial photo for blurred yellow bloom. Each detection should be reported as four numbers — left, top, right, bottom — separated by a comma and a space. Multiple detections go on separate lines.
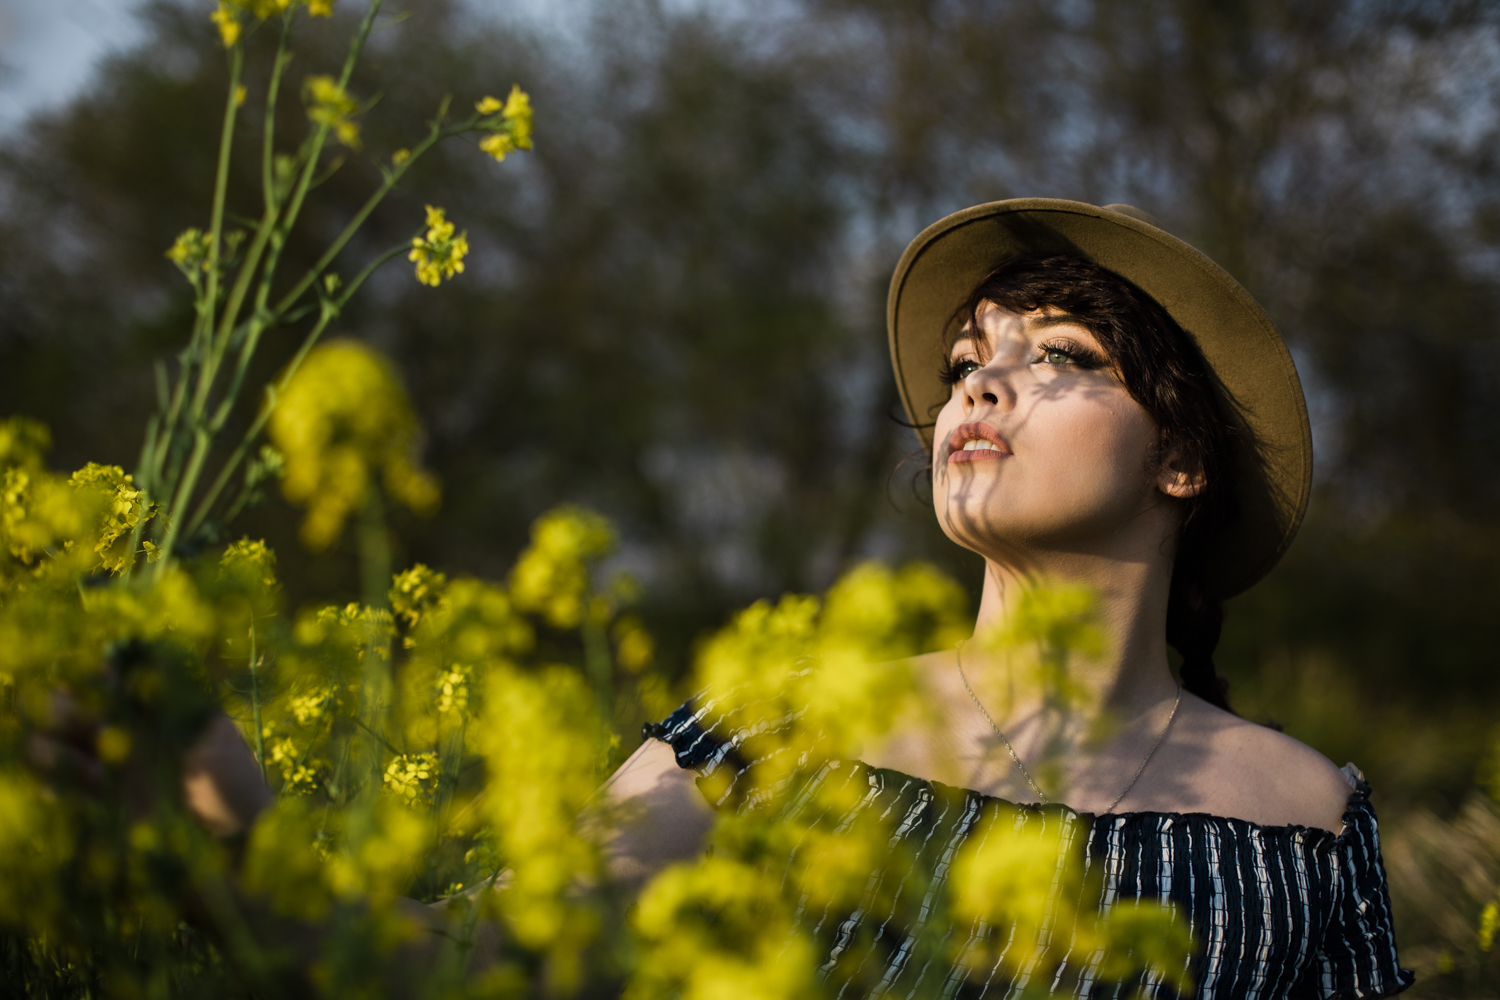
220, 537, 278, 590
408, 205, 469, 287
390, 563, 447, 629
227, 0, 327, 19
268, 340, 440, 550
1481, 901, 1500, 951
303, 74, 360, 149
391, 147, 409, 166
165, 227, 212, 280
630, 851, 817, 1000
0, 772, 70, 927
509, 505, 616, 629
612, 614, 655, 672
0, 416, 50, 472
211, 3, 240, 47
503, 84, 533, 142
477, 84, 534, 163
480, 665, 605, 964
95, 726, 132, 764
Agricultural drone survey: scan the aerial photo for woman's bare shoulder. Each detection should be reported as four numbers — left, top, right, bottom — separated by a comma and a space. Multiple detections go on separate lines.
1164, 693, 1355, 834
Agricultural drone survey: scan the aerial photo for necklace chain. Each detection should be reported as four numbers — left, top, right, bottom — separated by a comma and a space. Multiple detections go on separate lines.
954, 639, 1181, 813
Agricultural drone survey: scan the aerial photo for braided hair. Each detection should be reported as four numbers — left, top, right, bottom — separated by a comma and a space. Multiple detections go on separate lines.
951, 256, 1240, 712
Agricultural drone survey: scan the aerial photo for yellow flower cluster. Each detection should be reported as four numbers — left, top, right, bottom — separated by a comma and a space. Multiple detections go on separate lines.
508, 504, 616, 629
950, 807, 1193, 989
303, 74, 361, 149
66, 463, 159, 575
383, 751, 440, 805
390, 562, 447, 629
475, 85, 535, 163
219, 536, 277, 590
408, 205, 469, 287
0, 417, 48, 472
165, 227, 213, 281
211, 0, 333, 49
268, 340, 440, 550
479, 664, 605, 978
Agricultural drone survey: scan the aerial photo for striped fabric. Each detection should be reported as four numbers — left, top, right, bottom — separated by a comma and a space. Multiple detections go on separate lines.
646, 693, 1414, 1000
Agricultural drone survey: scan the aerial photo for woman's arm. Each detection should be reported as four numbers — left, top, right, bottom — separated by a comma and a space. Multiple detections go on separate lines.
593, 737, 717, 891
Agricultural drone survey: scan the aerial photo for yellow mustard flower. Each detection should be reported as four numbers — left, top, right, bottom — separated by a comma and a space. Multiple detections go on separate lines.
407, 205, 469, 287
480, 664, 605, 960
383, 751, 440, 805
612, 614, 655, 672
211, 3, 241, 47
268, 340, 439, 550
1481, 900, 1500, 951
391, 147, 410, 166
302, 74, 360, 150
0, 417, 50, 472
165, 227, 212, 281
503, 83, 534, 145
476, 84, 534, 163
220, 536, 278, 590
508, 505, 616, 629
389, 563, 447, 628
67, 463, 158, 575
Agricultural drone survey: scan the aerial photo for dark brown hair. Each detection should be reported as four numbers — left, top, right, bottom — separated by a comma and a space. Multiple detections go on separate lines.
950, 255, 1239, 711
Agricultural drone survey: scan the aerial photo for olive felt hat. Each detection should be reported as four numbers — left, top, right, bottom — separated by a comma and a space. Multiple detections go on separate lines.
886, 198, 1312, 599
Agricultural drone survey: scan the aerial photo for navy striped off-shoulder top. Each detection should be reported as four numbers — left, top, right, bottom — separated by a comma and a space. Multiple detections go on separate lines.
646, 693, 1414, 1000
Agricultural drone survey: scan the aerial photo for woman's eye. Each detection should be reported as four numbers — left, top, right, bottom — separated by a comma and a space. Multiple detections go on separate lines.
940, 358, 981, 385
1042, 348, 1074, 365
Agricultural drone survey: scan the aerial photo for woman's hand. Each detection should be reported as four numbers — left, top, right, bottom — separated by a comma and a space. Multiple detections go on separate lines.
27, 691, 272, 837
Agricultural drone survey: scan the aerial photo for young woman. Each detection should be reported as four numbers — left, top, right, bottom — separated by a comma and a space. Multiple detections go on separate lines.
603, 200, 1413, 998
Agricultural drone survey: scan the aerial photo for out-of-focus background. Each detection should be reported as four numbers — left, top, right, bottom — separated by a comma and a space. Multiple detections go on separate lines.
2, 0, 1499, 990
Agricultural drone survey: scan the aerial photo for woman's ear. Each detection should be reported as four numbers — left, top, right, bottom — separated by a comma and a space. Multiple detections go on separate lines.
1157, 444, 1207, 499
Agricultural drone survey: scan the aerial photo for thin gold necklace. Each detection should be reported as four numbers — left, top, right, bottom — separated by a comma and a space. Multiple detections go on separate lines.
954, 639, 1182, 813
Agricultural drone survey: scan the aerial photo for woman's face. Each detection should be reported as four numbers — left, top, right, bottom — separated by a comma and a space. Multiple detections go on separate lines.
932, 302, 1185, 563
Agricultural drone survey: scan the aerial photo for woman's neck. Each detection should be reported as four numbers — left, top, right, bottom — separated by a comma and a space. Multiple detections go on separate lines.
968, 552, 1179, 721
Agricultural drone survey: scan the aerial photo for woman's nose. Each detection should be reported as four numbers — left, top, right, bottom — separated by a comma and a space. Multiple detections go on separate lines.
963, 361, 1017, 413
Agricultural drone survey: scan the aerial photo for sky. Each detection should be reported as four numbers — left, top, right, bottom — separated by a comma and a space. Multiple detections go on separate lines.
0, 0, 599, 134
0, 0, 144, 133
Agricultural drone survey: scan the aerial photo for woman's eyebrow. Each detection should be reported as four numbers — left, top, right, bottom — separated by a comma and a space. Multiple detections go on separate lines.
1030, 312, 1089, 329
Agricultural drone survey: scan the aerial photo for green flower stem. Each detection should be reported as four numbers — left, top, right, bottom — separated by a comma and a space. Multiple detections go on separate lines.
179, 46, 245, 439
249, 625, 267, 785
269, 114, 471, 318
264, 0, 384, 318
153, 1, 384, 566
165, 3, 381, 548
357, 488, 394, 790
152, 426, 211, 577
582, 614, 614, 726
144, 49, 241, 515
261, 21, 292, 211
183, 242, 410, 538
123, 417, 161, 580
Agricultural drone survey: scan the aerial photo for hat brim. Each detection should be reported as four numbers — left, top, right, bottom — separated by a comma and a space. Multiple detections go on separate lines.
886, 198, 1312, 599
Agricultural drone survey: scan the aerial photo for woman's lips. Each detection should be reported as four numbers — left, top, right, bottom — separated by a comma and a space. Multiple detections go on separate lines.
946, 423, 1012, 464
